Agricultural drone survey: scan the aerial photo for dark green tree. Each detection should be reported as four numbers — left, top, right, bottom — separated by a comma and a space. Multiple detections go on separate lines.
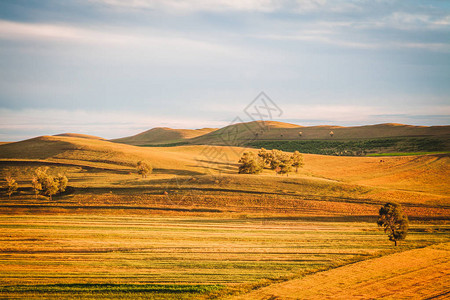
377, 202, 409, 246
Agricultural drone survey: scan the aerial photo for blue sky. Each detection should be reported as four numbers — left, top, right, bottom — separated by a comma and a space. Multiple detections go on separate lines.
0, 0, 449, 140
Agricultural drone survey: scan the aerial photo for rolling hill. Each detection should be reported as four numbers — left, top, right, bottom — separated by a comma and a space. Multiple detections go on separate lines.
0, 134, 448, 203
110, 122, 450, 156
189, 121, 450, 145
111, 127, 217, 146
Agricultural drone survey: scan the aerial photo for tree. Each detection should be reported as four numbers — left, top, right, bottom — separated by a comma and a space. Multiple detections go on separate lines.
33, 167, 58, 200
258, 148, 273, 168
269, 149, 283, 171
40, 174, 59, 201
291, 151, 304, 173
31, 176, 42, 199
5, 176, 18, 199
238, 152, 264, 174
136, 161, 152, 178
277, 152, 293, 176
55, 173, 68, 195
377, 202, 409, 246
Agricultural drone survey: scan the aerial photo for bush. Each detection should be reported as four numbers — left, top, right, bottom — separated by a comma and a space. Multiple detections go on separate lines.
136, 161, 152, 178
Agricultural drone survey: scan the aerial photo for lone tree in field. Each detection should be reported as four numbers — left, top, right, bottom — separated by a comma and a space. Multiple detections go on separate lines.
5, 176, 18, 199
291, 151, 304, 173
136, 161, 152, 178
238, 152, 264, 174
377, 202, 409, 246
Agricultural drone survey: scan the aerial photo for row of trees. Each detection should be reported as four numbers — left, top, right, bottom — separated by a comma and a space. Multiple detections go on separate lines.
4, 167, 68, 200
238, 148, 304, 175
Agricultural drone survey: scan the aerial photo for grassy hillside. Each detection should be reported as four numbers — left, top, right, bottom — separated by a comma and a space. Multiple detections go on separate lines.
0, 135, 449, 205
190, 121, 450, 144
111, 127, 217, 146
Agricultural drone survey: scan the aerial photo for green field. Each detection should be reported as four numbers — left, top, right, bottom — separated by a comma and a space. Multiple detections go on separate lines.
0, 214, 448, 299
247, 137, 449, 156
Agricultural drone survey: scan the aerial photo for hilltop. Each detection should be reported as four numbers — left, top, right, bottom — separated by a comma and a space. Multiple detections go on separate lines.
111, 127, 217, 146
55, 133, 105, 140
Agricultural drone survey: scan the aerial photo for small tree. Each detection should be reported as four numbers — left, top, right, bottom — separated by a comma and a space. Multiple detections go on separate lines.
238, 152, 264, 174
5, 176, 18, 199
136, 161, 152, 178
377, 202, 409, 246
55, 173, 68, 195
31, 176, 42, 199
291, 151, 304, 173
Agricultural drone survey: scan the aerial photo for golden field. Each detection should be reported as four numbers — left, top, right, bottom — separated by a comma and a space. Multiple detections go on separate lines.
0, 134, 449, 299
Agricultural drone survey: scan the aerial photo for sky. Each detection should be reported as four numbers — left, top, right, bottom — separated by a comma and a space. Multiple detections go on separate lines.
0, 0, 449, 141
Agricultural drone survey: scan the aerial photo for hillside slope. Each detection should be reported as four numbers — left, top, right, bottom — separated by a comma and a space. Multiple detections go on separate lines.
233, 243, 450, 300
0, 135, 241, 174
190, 121, 450, 145
0, 135, 449, 203
111, 127, 217, 146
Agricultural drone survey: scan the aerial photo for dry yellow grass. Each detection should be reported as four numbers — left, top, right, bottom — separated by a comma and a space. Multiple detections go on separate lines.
232, 242, 450, 300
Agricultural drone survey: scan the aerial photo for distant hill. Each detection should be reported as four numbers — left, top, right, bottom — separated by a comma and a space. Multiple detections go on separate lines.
111, 127, 217, 146
189, 121, 450, 145
55, 133, 105, 140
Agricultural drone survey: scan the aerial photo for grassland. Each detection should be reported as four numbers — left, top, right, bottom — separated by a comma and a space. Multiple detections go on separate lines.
233, 242, 450, 300
0, 215, 448, 299
0, 135, 449, 299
